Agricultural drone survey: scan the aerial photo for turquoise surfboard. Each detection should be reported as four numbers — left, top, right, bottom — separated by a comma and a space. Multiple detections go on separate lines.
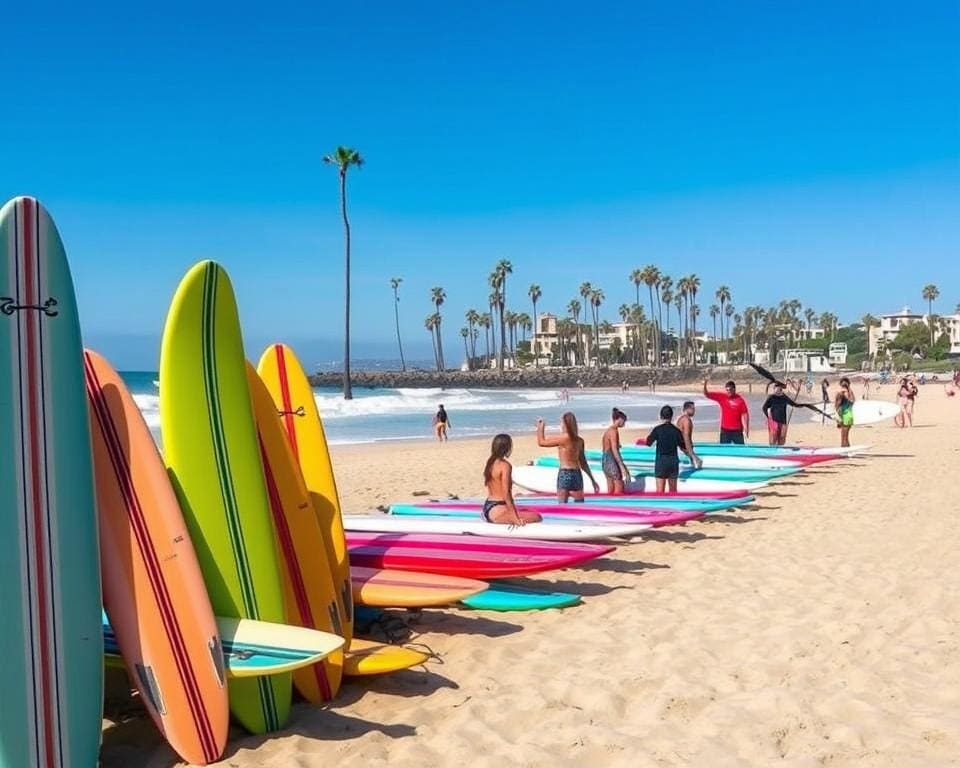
462, 583, 581, 612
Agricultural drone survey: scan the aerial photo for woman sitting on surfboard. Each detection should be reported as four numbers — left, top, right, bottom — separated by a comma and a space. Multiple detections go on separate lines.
600, 408, 632, 494
835, 377, 856, 448
536, 412, 600, 502
482, 434, 541, 526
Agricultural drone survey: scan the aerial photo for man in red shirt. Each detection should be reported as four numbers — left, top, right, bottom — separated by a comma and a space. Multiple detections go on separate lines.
703, 378, 750, 444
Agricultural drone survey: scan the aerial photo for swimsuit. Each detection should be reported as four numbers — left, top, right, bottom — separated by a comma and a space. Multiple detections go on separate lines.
481, 499, 506, 522
837, 397, 854, 427
601, 450, 622, 481
556, 467, 584, 492
645, 423, 686, 478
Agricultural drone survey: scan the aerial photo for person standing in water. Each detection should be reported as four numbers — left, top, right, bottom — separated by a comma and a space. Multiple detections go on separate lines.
835, 377, 856, 448
644, 405, 697, 493
536, 412, 599, 502
600, 408, 632, 494
676, 401, 703, 469
702, 378, 750, 444
482, 434, 542, 526
433, 404, 450, 441
762, 381, 799, 446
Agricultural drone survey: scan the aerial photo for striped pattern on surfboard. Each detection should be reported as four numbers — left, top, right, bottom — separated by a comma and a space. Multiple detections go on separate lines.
1, 196, 101, 768
84, 349, 227, 764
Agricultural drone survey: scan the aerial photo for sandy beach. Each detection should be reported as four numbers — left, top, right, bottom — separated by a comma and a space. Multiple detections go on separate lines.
101, 382, 960, 767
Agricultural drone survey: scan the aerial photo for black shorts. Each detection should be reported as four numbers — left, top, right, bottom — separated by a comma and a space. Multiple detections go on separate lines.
719, 429, 745, 445
654, 456, 680, 479
556, 467, 584, 492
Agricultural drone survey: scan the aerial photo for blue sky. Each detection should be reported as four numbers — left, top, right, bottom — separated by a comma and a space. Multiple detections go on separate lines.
2, 1, 958, 369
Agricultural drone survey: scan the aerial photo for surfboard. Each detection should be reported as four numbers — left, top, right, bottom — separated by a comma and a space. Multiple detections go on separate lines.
350, 566, 486, 607
257, 344, 354, 651
246, 363, 346, 702
0, 196, 103, 768
160, 261, 290, 734
511, 465, 768, 494
346, 533, 613, 579
808, 400, 900, 425
633, 440, 870, 457
344, 638, 428, 676
387, 503, 705, 527
461, 583, 581, 611
104, 614, 344, 678
426, 496, 748, 512
85, 349, 228, 765
343, 513, 651, 541
596, 448, 807, 470
534, 455, 800, 483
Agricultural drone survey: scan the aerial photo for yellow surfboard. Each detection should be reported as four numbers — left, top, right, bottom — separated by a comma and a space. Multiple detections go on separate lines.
257, 344, 433, 676
246, 363, 346, 702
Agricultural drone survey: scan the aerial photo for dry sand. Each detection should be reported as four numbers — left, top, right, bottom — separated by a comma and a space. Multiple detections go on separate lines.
102, 383, 960, 767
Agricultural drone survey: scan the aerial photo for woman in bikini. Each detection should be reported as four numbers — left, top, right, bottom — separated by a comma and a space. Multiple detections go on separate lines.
482, 434, 541, 525
600, 408, 631, 494
835, 377, 856, 448
536, 412, 600, 503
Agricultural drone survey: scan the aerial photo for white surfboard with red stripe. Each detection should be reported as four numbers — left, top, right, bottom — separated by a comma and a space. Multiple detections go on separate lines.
0, 196, 102, 768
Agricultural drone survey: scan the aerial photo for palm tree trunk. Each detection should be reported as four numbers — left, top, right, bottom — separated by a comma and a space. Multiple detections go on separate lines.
393, 287, 406, 372
435, 311, 445, 370
532, 299, 539, 368
339, 168, 353, 399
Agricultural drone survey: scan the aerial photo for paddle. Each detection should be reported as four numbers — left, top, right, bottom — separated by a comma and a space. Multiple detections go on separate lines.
749, 363, 837, 421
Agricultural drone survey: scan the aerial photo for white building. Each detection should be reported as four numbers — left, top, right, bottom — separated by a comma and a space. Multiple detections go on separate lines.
868, 306, 960, 356
797, 327, 827, 341
532, 313, 593, 365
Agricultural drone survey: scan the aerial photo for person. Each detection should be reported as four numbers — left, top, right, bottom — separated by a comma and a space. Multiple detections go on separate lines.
702, 378, 750, 444
895, 377, 912, 428
560, 388, 569, 404
433, 404, 450, 441
644, 405, 697, 493
600, 408, 632, 494
536, 411, 600, 502
835, 377, 856, 448
482, 434, 542, 525
762, 381, 799, 446
821, 379, 830, 424
862, 376, 871, 400
805, 374, 814, 396
675, 401, 703, 468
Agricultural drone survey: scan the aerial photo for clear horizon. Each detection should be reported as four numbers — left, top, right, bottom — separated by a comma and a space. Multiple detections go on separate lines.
3, 2, 958, 369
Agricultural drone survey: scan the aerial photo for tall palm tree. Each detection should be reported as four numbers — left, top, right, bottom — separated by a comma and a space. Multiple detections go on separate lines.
465, 308, 481, 365
686, 274, 701, 362
639, 266, 661, 365
658, 275, 672, 364
590, 288, 604, 367
459, 327, 470, 365
804, 307, 816, 335
479, 313, 492, 365
424, 314, 439, 370
709, 304, 720, 363
661, 287, 674, 365
819, 311, 837, 344
528, 283, 542, 366
568, 298, 583, 366
578, 283, 593, 365
725, 304, 736, 360
431, 286, 446, 370
922, 284, 940, 346
495, 260, 513, 369
389, 277, 406, 371
322, 145, 363, 399
619, 303, 633, 364
715, 285, 731, 350
676, 277, 690, 363
488, 272, 502, 369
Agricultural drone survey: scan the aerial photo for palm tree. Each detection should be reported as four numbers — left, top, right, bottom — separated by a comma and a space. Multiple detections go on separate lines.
819, 311, 837, 343
715, 285, 731, 351
568, 298, 583, 366
618, 303, 633, 364
528, 283, 542, 366
687, 274, 701, 362
479, 313, 492, 365
389, 277, 406, 371
459, 327, 470, 365
709, 304, 720, 363
804, 307, 816, 337
658, 275, 672, 364
578, 283, 593, 365
517, 313, 532, 343
590, 288, 605, 367
465, 308, 481, 365
488, 272, 503, 369
424, 314, 439, 370
725, 304, 736, 360
431, 286, 446, 370
495, 260, 513, 369
661, 287, 674, 365
922, 284, 940, 346
322, 145, 363, 399
639, 267, 661, 365
676, 277, 690, 363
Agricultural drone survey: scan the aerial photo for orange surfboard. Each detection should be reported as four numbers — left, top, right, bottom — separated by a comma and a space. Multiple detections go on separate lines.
350, 566, 486, 608
84, 350, 228, 765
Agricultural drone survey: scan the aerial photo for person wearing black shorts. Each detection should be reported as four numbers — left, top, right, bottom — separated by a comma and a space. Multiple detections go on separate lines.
644, 405, 697, 493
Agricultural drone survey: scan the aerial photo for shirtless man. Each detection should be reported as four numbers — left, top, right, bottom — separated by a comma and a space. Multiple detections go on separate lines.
676, 401, 703, 469
536, 412, 599, 503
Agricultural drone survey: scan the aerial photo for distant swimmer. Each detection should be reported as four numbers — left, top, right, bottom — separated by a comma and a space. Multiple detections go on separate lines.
703, 378, 750, 444
676, 401, 703, 468
536, 412, 599, 503
835, 377, 856, 448
481, 434, 541, 526
433, 404, 450, 441
644, 405, 697, 493
762, 380, 798, 446
600, 408, 631, 494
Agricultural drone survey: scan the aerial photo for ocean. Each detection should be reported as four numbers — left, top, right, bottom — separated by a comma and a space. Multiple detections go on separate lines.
123, 371, 727, 447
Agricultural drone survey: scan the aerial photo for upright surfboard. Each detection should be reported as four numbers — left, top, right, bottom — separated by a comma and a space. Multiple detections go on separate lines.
85, 349, 228, 764
246, 363, 346, 702
0, 196, 102, 768
257, 344, 354, 648
160, 261, 290, 734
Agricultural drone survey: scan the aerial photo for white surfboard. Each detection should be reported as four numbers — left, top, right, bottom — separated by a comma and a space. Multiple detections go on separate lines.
342, 514, 651, 541
809, 400, 900, 425
510, 464, 768, 495
601, 450, 801, 471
